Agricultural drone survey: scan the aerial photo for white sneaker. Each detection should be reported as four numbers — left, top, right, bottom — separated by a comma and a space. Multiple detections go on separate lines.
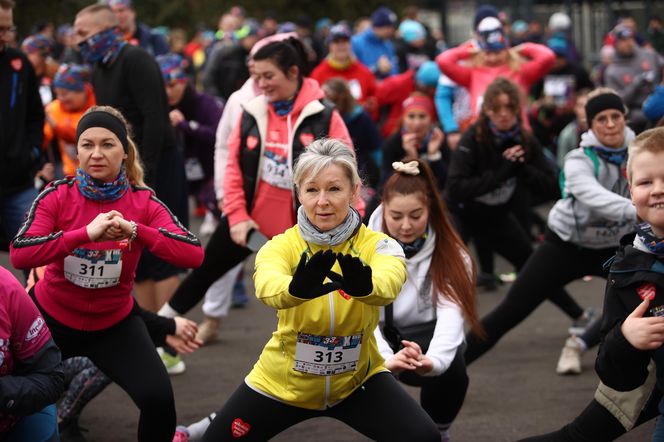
556, 337, 582, 375
199, 212, 218, 237
158, 347, 186, 375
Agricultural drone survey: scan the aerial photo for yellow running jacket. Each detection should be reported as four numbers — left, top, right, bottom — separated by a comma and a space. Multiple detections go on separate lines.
246, 223, 406, 410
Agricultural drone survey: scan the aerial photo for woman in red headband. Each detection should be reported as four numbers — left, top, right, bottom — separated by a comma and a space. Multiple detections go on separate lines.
381, 92, 447, 190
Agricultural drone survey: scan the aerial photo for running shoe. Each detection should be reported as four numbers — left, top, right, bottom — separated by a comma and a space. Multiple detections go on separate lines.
199, 212, 218, 237
568, 307, 598, 336
158, 348, 186, 375
172, 426, 190, 442
556, 336, 582, 375
498, 271, 517, 283
196, 316, 221, 345
476, 272, 499, 291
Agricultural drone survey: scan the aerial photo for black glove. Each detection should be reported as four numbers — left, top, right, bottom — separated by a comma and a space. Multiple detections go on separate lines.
288, 250, 341, 299
327, 253, 373, 298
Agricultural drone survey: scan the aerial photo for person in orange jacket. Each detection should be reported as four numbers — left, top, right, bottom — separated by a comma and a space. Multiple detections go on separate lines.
43, 63, 95, 178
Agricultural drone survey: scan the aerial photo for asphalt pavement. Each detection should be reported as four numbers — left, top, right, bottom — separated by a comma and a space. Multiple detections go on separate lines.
0, 217, 655, 441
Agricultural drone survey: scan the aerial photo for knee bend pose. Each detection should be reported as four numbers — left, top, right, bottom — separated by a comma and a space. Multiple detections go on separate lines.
369, 158, 482, 439
520, 125, 664, 442
159, 37, 357, 322
202, 139, 439, 442
464, 88, 637, 365
0, 267, 63, 442
9, 106, 204, 441
445, 77, 583, 319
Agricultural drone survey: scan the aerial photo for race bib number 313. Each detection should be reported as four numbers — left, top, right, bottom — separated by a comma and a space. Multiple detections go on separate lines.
294, 333, 362, 376
64, 248, 123, 289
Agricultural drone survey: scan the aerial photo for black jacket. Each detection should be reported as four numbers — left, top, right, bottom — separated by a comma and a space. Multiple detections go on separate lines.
91, 44, 176, 187
445, 122, 558, 209
0, 47, 45, 196
596, 234, 664, 392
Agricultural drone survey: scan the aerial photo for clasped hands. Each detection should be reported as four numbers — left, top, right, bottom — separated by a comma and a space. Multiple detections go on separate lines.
288, 250, 373, 300
86, 210, 134, 242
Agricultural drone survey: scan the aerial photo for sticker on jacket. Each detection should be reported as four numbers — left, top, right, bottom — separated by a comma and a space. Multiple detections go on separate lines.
376, 237, 405, 258
64, 248, 122, 289
294, 332, 362, 376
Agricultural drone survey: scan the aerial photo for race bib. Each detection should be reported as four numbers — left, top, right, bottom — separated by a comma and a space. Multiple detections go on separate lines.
184, 157, 205, 181
348, 79, 362, 100
64, 248, 123, 289
261, 145, 292, 189
294, 333, 362, 376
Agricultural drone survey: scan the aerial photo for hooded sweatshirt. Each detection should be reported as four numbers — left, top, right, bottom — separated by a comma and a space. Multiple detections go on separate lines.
547, 127, 637, 249
368, 204, 466, 376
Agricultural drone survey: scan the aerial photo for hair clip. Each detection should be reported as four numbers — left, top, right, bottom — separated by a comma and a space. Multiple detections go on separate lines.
392, 161, 420, 175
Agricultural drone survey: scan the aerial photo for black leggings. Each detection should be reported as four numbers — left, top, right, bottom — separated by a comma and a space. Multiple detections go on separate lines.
465, 230, 616, 365
201, 373, 441, 441
169, 216, 251, 314
453, 208, 584, 319
31, 294, 175, 442
518, 391, 661, 442
398, 346, 468, 429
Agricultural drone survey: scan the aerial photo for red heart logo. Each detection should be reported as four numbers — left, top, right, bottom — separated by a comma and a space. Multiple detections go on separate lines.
246, 135, 258, 151
10, 57, 22, 71
299, 132, 314, 147
637, 282, 656, 301
231, 418, 251, 438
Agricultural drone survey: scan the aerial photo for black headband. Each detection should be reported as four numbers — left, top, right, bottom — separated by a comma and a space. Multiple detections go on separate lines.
75, 111, 128, 153
585, 93, 625, 126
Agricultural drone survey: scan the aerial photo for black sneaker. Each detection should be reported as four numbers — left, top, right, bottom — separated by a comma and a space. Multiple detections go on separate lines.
476, 272, 499, 291
59, 420, 88, 442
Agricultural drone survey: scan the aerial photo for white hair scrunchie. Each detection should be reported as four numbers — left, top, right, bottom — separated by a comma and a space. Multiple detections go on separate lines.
392, 161, 420, 176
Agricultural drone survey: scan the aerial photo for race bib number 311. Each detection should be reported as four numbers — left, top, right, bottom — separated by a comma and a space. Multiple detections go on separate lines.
64, 248, 123, 289
294, 333, 362, 376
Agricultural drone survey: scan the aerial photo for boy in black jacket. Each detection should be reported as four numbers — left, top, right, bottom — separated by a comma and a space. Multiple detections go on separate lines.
596, 126, 664, 438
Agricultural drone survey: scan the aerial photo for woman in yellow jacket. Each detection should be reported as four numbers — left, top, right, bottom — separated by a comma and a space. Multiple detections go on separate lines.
202, 139, 440, 441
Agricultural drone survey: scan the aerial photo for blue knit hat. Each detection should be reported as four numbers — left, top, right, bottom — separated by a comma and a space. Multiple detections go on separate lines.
371, 7, 397, 28
399, 20, 426, 44
415, 61, 440, 87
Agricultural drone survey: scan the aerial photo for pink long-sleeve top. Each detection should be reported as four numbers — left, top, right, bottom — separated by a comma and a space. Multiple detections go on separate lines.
10, 179, 203, 331
436, 42, 555, 122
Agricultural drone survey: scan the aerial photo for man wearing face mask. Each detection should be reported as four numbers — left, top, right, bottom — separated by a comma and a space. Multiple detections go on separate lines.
73, 4, 188, 314
0, 0, 45, 252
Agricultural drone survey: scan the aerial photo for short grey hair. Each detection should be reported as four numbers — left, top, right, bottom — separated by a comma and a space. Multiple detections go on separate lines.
292, 138, 361, 190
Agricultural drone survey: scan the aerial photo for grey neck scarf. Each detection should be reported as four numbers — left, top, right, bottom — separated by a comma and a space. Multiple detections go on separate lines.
297, 205, 362, 246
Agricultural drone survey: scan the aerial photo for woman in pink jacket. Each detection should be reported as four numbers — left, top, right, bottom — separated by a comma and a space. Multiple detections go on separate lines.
10, 105, 204, 442
436, 16, 555, 125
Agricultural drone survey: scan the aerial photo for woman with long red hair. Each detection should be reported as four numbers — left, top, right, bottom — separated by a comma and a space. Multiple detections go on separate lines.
369, 158, 481, 441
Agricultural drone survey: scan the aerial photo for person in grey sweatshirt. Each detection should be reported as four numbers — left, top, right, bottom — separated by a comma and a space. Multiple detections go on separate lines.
605, 24, 663, 134
464, 88, 637, 368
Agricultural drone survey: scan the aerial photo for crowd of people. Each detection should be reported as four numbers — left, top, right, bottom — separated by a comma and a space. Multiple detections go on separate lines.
1, 0, 664, 440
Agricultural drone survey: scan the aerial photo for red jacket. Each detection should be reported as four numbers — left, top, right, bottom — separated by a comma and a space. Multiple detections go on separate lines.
10, 179, 203, 331
436, 42, 555, 124
375, 70, 418, 137
223, 77, 356, 239
310, 59, 377, 104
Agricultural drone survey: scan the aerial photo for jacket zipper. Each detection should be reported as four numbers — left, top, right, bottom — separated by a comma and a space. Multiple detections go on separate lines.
324, 287, 335, 408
